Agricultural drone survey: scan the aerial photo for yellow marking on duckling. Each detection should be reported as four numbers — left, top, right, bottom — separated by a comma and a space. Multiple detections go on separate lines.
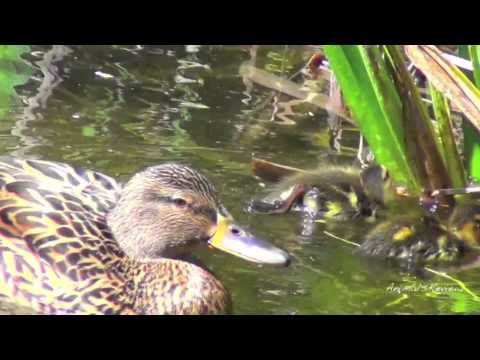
393, 226, 414, 241
325, 201, 342, 218
365, 214, 377, 223
436, 235, 447, 250
348, 191, 358, 208
435, 235, 456, 261
364, 208, 378, 223
458, 222, 477, 248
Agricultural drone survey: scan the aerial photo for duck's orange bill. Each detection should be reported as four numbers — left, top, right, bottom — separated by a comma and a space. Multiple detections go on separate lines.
208, 214, 290, 266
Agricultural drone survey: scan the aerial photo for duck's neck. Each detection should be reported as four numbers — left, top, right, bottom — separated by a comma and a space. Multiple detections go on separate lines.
123, 257, 232, 315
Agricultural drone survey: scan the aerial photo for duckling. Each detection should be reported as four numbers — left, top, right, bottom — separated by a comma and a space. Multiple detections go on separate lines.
448, 201, 480, 252
359, 202, 480, 269
0, 156, 289, 315
247, 164, 395, 222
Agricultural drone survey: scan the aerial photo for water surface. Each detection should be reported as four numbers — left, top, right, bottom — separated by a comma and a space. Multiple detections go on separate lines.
2, 45, 479, 314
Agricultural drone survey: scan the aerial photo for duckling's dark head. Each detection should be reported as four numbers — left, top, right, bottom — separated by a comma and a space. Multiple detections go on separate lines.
449, 202, 480, 248
360, 165, 395, 205
107, 163, 290, 265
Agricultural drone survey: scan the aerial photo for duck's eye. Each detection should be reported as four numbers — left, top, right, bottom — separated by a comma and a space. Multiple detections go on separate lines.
173, 198, 188, 207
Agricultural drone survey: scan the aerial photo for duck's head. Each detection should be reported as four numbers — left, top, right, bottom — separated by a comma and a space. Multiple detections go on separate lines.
449, 202, 480, 249
360, 165, 396, 205
107, 163, 290, 266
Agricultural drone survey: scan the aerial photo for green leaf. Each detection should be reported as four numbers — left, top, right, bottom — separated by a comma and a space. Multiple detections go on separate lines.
0, 45, 32, 91
406, 46, 480, 134
385, 46, 452, 195
429, 82, 466, 188
0, 45, 32, 118
469, 45, 480, 86
324, 45, 420, 192
459, 45, 480, 182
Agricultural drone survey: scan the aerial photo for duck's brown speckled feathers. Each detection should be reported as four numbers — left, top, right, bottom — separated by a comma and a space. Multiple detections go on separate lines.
0, 156, 231, 314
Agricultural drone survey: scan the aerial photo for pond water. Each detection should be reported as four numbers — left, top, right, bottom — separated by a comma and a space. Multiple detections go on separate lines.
2, 45, 480, 314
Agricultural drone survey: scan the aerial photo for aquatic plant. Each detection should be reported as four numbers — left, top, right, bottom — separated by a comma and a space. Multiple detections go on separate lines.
324, 45, 480, 200
0, 45, 32, 117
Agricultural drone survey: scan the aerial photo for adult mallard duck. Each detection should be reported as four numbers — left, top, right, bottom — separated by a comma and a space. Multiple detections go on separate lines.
359, 202, 480, 268
0, 156, 289, 315
247, 164, 395, 222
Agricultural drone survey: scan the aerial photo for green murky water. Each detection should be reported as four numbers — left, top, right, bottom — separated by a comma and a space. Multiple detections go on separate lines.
2, 45, 480, 314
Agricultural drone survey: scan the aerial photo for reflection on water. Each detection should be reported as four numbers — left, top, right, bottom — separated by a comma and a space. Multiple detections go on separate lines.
1, 45, 480, 314
12, 45, 71, 158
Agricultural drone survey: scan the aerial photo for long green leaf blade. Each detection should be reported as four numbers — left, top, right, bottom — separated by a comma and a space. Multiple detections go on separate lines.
429, 82, 466, 188
324, 45, 420, 192
459, 45, 480, 182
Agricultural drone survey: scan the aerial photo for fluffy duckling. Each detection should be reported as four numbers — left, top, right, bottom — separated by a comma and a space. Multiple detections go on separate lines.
248, 164, 395, 222
359, 202, 480, 268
